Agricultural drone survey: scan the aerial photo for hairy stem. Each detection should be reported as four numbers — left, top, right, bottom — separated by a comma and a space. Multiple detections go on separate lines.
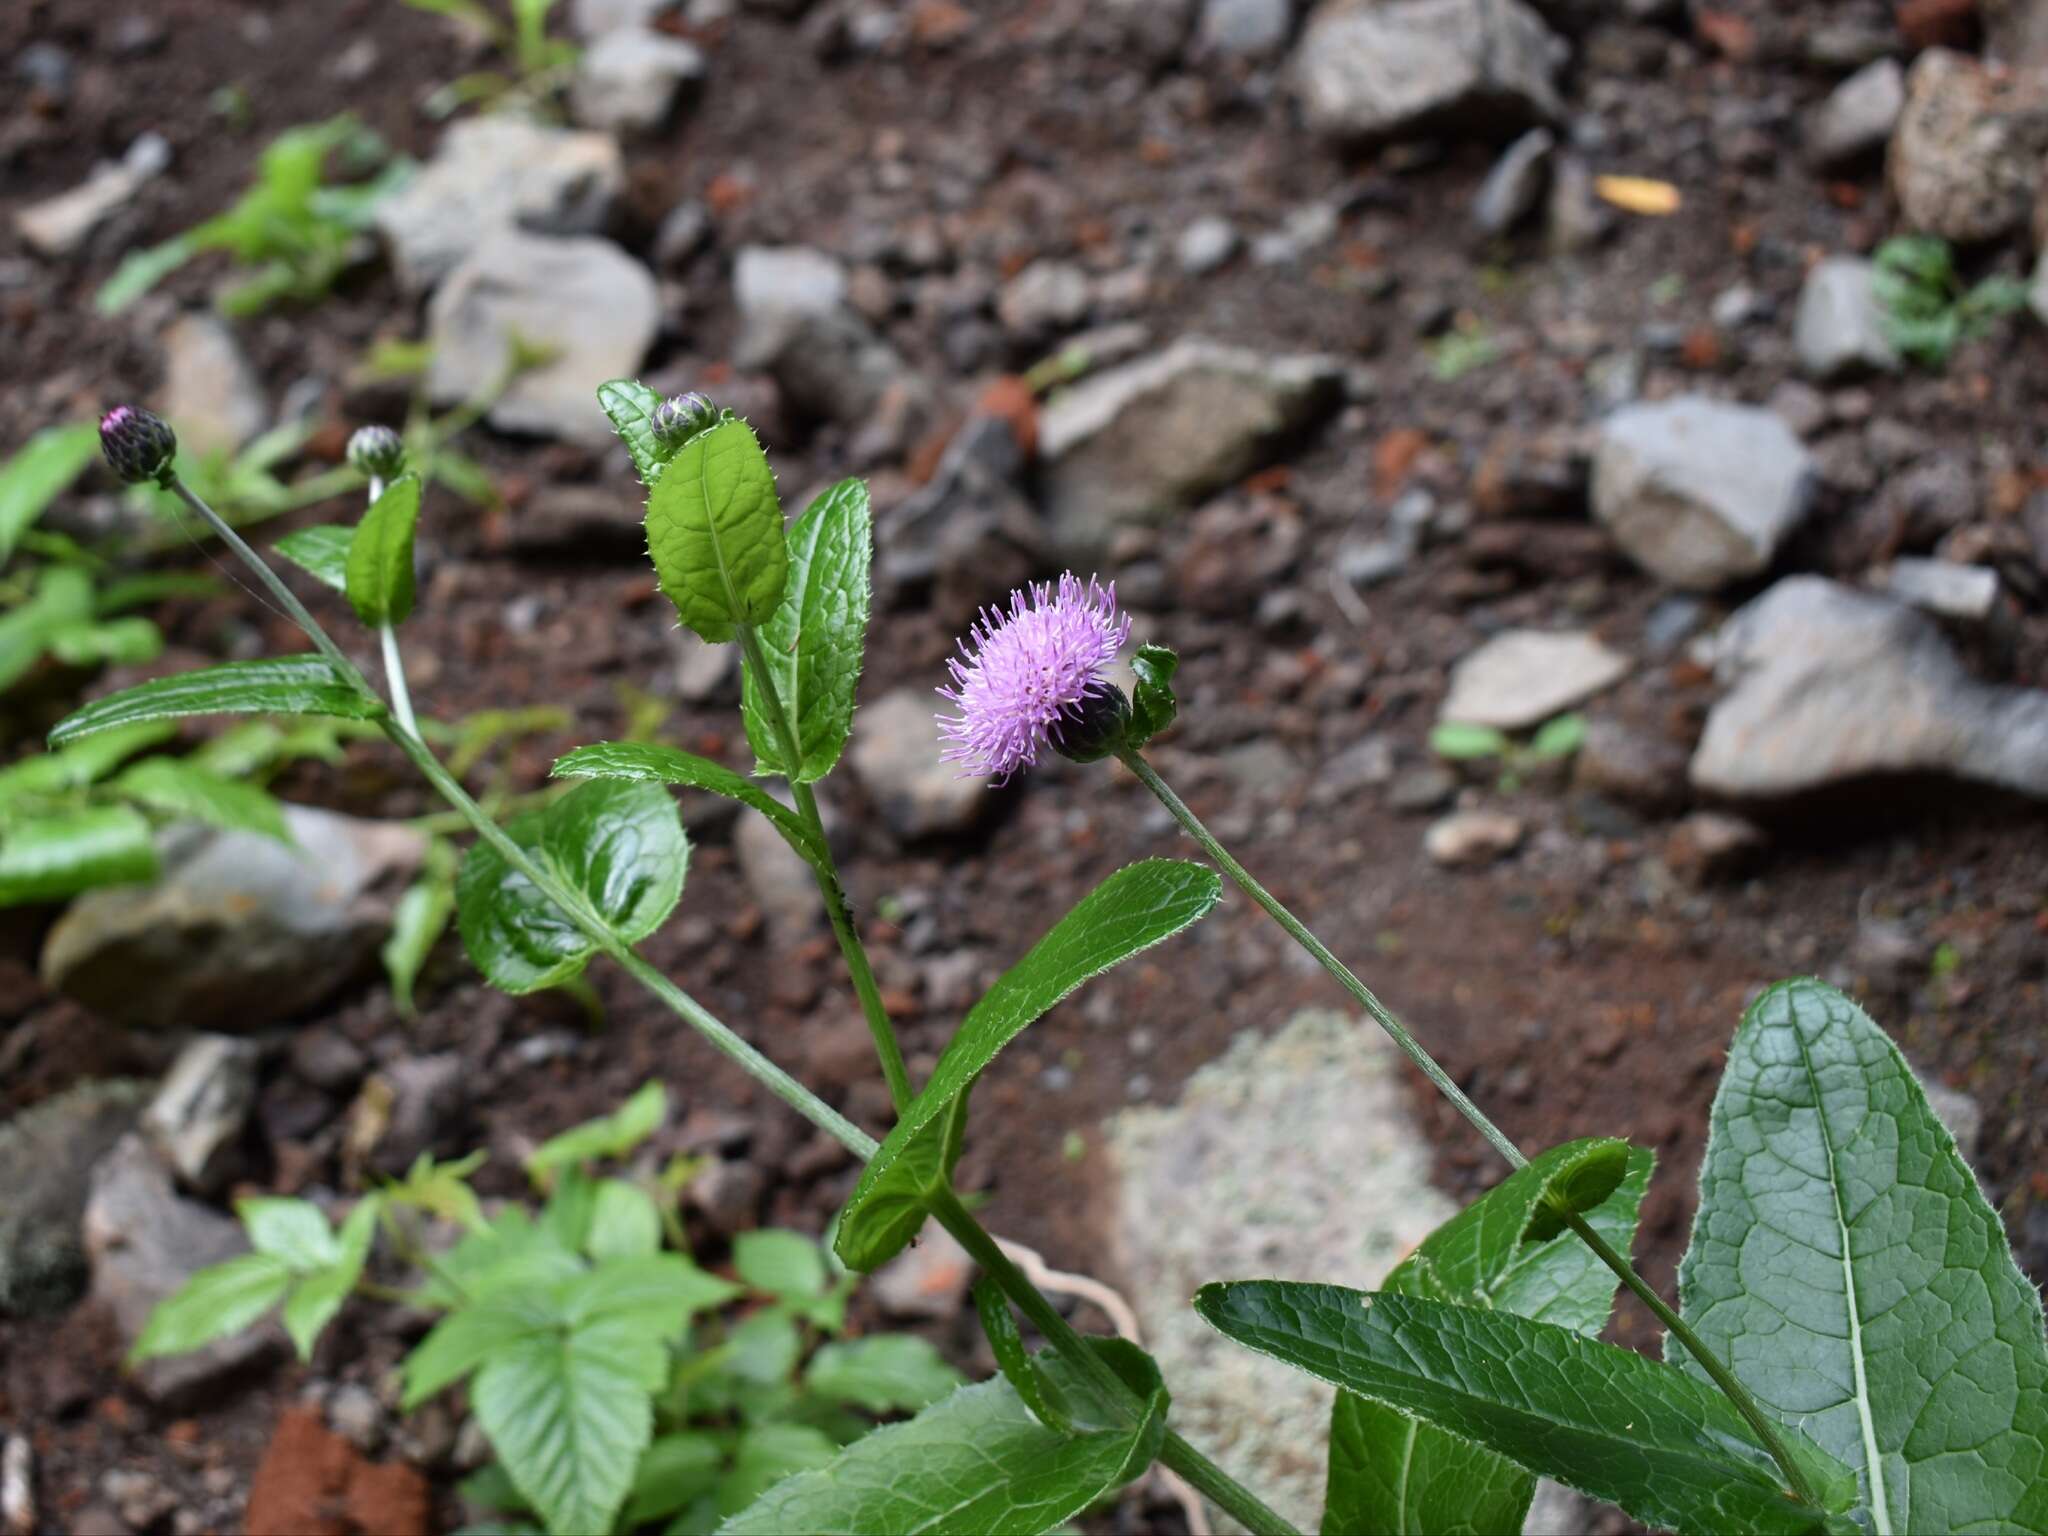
932, 1191, 1301, 1536
378, 623, 418, 738
168, 474, 872, 1158
1118, 747, 1825, 1511
735, 621, 913, 1114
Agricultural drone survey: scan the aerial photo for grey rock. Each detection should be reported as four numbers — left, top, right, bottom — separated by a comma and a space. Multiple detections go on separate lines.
995, 259, 1092, 337
1808, 58, 1904, 168
1664, 811, 1766, 886
879, 415, 1044, 616
1573, 718, 1689, 811
16, 41, 75, 98
1692, 576, 2048, 799
569, 27, 706, 134
353, 1053, 466, 1177
14, 133, 170, 259
42, 804, 425, 1033
290, 1027, 368, 1092
1879, 557, 2001, 625
82, 1136, 284, 1405
1108, 1010, 1456, 1527
1176, 215, 1240, 275
1545, 152, 1615, 255
1710, 283, 1772, 330
734, 246, 919, 427
373, 117, 623, 295
0, 1079, 150, 1316
142, 1035, 258, 1196
1295, 0, 1565, 146
1768, 379, 1830, 438
158, 312, 268, 459
1525, 1481, 1602, 1536
1440, 629, 1629, 731
1251, 202, 1339, 266
570, 0, 678, 36
1337, 534, 1414, 589
869, 1222, 973, 1320
327, 1382, 386, 1453
1387, 764, 1457, 814
426, 232, 660, 443
1794, 258, 1898, 381
1591, 396, 1814, 590
734, 798, 818, 943
1424, 809, 1524, 866
1472, 127, 1555, 236
1985, 0, 2048, 68
1038, 337, 1342, 559
733, 244, 847, 329
1197, 0, 1294, 55
1888, 49, 2048, 245
687, 1158, 765, 1236
654, 198, 712, 267
505, 484, 647, 556
850, 689, 990, 842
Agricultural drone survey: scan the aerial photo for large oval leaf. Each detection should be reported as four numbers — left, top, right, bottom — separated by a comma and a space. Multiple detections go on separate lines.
835, 860, 1221, 1271
1673, 978, 2048, 1534
1197, 1282, 1856, 1536
346, 472, 424, 627
645, 416, 788, 645
47, 655, 383, 747
739, 477, 871, 782
456, 780, 688, 994
719, 1342, 1167, 1536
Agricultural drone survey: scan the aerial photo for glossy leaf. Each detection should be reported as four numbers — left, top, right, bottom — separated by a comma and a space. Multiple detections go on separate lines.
0, 804, 158, 905
805, 1335, 966, 1416
974, 1278, 1075, 1433
275, 524, 352, 592
455, 782, 687, 995
282, 1196, 381, 1360
597, 378, 673, 488
1673, 978, 2048, 1534
346, 473, 424, 627
0, 423, 99, 564
131, 1253, 292, 1362
1324, 1389, 1535, 1536
719, 1343, 1168, 1536
1126, 644, 1178, 749
739, 478, 871, 782
526, 1082, 668, 1183
645, 416, 789, 645
551, 741, 823, 866
838, 860, 1219, 1271
109, 757, 290, 840
1196, 1282, 1853, 1536
48, 655, 382, 747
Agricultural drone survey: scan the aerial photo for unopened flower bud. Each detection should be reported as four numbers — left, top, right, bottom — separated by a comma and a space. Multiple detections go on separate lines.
1053, 684, 1132, 766
653, 391, 717, 445
347, 424, 406, 480
98, 406, 178, 487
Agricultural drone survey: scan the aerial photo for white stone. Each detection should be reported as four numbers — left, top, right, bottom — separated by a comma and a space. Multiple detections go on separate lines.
570, 0, 678, 36
1888, 49, 2048, 245
1440, 629, 1630, 731
1879, 557, 2001, 624
995, 259, 1092, 336
1424, 809, 1525, 866
13, 133, 170, 259
425, 232, 660, 443
158, 312, 268, 460
1176, 215, 1240, 275
373, 117, 623, 294
1794, 257, 1898, 380
733, 244, 847, 326
142, 1035, 258, 1196
1198, 0, 1293, 56
849, 689, 990, 842
569, 27, 706, 133
1808, 57, 1904, 168
1591, 396, 1814, 590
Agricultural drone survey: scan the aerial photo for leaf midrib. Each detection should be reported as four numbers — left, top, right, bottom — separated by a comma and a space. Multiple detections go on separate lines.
691, 429, 750, 629
1791, 1004, 1894, 1536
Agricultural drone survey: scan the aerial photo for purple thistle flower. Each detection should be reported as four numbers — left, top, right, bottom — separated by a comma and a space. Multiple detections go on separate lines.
98, 405, 178, 486
937, 573, 1132, 782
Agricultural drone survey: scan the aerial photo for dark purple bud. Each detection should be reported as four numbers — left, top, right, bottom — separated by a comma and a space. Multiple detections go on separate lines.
98, 405, 178, 487
347, 424, 406, 480
1052, 684, 1131, 766
653, 391, 717, 446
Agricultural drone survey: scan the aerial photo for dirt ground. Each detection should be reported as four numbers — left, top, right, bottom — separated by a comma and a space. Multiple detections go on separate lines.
3, 0, 2046, 1530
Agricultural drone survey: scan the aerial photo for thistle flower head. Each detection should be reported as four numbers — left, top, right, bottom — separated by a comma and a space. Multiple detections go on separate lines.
654, 391, 717, 446
347, 423, 406, 480
98, 405, 177, 486
936, 573, 1132, 782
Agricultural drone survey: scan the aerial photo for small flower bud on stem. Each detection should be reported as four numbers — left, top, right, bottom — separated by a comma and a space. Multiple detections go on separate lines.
98, 406, 178, 487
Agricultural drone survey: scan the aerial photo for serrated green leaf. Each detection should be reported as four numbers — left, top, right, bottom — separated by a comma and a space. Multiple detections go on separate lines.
404, 1284, 564, 1408
1127, 644, 1178, 749
472, 1320, 656, 1536
719, 1342, 1167, 1536
346, 472, 424, 627
597, 379, 675, 488
131, 1252, 293, 1362
1673, 978, 2048, 1534
418, 1209, 584, 1311
456, 781, 687, 995
0, 804, 158, 905
1196, 1283, 1852, 1536
739, 478, 871, 782
240, 1197, 341, 1271
527, 1081, 668, 1184
838, 860, 1220, 1272
734, 1230, 827, 1300
110, 757, 290, 840
48, 655, 383, 747
282, 1195, 381, 1360
1324, 1142, 1653, 1536
551, 742, 824, 866
585, 1180, 662, 1262
720, 1423, 840, 1518
275, 524, 353, 592
0, 422, 99, 565
627, 1433, 723, 1527
645, 417, 789, 645
805, 1335, 966, 1415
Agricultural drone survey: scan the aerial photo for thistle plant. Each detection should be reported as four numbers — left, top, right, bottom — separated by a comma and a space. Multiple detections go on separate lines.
77, 392, 2048, 1536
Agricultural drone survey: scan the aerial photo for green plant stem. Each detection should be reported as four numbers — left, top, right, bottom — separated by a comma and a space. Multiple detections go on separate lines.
1116, 746, 1825, 1511
379, 623, 418, 737
167, 474, 873, 1160
734, 621, 913, 1115
931, 1190, 1301, 1536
